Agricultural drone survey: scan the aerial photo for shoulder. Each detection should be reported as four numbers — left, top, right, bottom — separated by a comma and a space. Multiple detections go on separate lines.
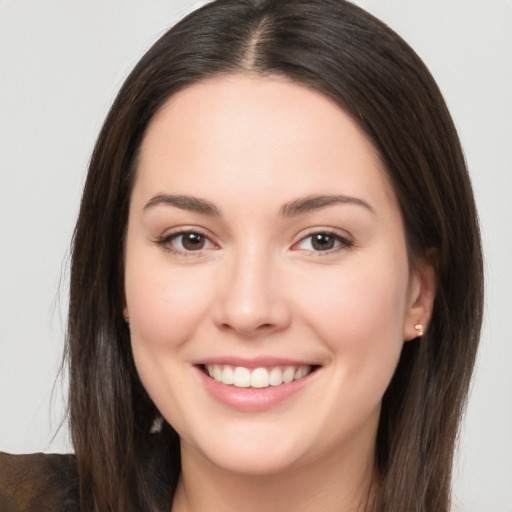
0, 452, 79, 512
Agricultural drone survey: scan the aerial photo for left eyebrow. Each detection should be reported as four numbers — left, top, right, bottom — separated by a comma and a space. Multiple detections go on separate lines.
281, 194, 375, 217
143, 194, 220, 216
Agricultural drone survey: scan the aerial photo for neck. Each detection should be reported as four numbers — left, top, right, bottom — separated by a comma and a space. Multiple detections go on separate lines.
172, 439, 376, 512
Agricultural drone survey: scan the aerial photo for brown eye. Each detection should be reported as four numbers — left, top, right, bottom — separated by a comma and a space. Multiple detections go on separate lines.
155, 230, 215, 254
180, 232, 205, 250
311, 233, 336, 251
294, 231, 353, 254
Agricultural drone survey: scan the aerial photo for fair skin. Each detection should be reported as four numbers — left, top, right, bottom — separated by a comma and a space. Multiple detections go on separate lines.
123, 74, 435, 512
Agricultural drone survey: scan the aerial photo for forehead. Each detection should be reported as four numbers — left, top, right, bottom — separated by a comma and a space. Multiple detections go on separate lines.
134, 74, 397, 214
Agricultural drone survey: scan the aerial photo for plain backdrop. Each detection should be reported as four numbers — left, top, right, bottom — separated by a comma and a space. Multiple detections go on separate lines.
1, 1, 511, 511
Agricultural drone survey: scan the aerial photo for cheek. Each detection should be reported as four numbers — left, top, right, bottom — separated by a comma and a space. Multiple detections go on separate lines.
124, 260, 216, 431
296, 255, 409, 374
124, 258, 214, 350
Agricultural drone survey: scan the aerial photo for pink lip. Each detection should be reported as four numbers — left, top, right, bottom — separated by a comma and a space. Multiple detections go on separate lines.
193, 364, 317, 412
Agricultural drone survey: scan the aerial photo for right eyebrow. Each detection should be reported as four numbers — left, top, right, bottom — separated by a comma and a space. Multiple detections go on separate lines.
143, 194, 220, 216
281, 194, 375, 217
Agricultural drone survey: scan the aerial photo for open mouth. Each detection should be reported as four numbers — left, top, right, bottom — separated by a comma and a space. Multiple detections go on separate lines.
201, 364, 318, 389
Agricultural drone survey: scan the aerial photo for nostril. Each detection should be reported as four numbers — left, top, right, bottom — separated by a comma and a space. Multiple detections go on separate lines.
219, 321, 279, 336
213, 294, 292, 336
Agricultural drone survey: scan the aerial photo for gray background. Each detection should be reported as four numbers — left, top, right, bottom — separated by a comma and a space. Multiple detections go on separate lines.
1, 1, 511, 510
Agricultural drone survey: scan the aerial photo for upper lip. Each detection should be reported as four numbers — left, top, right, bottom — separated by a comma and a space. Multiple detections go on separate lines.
193, 356, 320, 368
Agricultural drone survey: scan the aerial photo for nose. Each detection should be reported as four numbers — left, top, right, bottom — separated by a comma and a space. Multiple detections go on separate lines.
213, 247, 291, 337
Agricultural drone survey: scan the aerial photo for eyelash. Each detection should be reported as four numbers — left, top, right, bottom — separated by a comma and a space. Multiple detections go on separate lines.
293, 230, 354, 255
153, 229, 353, 256
153, 228, 216, 256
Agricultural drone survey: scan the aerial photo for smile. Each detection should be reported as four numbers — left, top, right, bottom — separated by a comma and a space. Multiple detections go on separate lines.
204, 364, 313, 388
196, 361, 319, 411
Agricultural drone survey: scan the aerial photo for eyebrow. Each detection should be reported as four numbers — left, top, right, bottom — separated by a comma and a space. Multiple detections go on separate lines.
281, 194, 375, 216
143, 194, 220, 216
143, 193, 374, 218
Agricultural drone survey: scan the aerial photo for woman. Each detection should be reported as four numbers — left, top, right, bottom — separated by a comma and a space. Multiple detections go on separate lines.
0, 0, 483, 511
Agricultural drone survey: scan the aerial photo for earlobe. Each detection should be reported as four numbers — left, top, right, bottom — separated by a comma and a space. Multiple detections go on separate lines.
403, 257, 437, 341
123, 306, 130, 324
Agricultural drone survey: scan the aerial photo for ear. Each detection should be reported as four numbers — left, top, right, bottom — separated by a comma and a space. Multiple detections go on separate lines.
123, 305, 130, 324
119, 250, 129, 324
403, 255, 437, 341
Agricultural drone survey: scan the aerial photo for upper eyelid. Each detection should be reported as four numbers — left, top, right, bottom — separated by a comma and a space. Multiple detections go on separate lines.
293, 227, 353, 242
160, 226, 215, 241
153, 227, 219, 251
291, 229, 354, 252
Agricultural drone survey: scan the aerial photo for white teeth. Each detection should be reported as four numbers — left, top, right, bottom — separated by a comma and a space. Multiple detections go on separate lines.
222, 365, 234, 385
295, 366, 309, 380
250, 368, 269, 388
269, 367, 283, 386
233, 367, 251, 388
282, 366, 295, 383
213, 364, 222, 382
205, 364, 312, 388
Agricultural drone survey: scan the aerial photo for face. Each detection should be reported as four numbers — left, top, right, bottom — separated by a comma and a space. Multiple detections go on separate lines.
124, 75, 432, 476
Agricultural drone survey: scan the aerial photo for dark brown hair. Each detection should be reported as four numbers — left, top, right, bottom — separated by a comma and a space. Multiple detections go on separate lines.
67, 1, 483, 510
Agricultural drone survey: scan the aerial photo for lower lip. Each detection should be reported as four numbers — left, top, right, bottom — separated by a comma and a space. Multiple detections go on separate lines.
195, 366, 315, 412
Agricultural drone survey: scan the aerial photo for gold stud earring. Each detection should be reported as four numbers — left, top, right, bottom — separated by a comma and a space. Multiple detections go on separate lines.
414, 324, 424, 337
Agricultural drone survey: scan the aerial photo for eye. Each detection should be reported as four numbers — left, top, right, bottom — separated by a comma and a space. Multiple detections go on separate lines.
295, 231, 353, 253
175, 232, 208, 251
155, 230, 216, 255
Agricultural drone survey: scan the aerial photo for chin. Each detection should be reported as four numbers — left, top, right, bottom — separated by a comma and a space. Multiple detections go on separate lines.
181, 423, 314, 476
199, 447, 305, 477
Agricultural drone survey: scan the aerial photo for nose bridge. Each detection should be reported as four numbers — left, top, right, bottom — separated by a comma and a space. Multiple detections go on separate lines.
215, 238, 289, 336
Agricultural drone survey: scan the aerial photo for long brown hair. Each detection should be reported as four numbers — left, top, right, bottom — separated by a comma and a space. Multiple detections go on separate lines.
67, 1, 484, 510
